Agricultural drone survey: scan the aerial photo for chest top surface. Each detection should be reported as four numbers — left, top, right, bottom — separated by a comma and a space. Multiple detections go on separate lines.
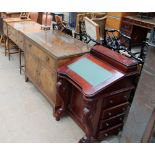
3, 17, 31, 23
8, 21, 42, 34
25, 30, 90, 59
58, 54, 125, 96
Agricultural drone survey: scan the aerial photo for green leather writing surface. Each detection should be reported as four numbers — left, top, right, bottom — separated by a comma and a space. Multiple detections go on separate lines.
68, 57, 113, 87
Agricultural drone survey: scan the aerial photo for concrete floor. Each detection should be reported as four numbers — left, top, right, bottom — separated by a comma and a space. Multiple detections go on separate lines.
0, 45, 119, 143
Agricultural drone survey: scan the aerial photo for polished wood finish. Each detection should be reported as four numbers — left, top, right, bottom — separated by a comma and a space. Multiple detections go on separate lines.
24, 30, 90, 108
121, 16, 155, 45
1, 12, 21, 18
56, 45, 139, 142
3, 18, 90, 110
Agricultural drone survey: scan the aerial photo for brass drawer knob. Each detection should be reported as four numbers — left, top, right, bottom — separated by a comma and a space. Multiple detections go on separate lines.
119, 117, 123, 121
104, 133, 108, 137
106, 123, 109, 127
108, 112, 112, 116
124, 95, 128, 99
122, 107, 126, 111
46, 56, 50, 61
109, 100, 113, 104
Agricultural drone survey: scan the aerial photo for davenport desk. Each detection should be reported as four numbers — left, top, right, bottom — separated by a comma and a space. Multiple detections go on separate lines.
56, 45, 139, 142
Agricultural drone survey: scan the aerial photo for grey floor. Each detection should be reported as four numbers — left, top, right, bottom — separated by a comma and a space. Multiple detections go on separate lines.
0, 45, 119, 143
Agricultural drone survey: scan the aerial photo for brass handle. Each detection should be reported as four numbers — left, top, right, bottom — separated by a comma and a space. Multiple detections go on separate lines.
124, 95, 128, 99
28, 44, 32, 48
109, 100, 113, 104
46, 56, 50, 62
108, 112, 112, 116
106, 123, 109, 127
119, 117, 123, 121
104, 133, 108, 137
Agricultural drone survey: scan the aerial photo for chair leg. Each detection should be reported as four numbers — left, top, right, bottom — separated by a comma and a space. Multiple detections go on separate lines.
8, 39, 10, 61
19, 49, 22, 74
5, 37, 8, 56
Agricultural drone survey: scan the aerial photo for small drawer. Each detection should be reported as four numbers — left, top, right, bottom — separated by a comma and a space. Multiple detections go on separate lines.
97, 123, 123, 140
25, 39, 56, 70
18, 32, 24, 51
103, 90, 131, 109
99, 113, 125, 130
101, 102, 129, 119
3, 22, 7, 35
121, 22, 132, 31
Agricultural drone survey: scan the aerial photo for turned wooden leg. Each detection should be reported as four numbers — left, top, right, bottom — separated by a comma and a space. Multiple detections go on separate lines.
54, 79, 69, 121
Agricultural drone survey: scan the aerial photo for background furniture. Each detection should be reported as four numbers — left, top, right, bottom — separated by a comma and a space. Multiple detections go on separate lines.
24, 30, 90, 111
121, 15, 155, 46
55, 45, 139, 142
105, 12, 136, 31
120, 46, 155, 143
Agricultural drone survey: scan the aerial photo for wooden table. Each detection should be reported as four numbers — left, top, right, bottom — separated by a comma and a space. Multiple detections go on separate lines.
3, 18, 90, 111
1, 12, 21, 18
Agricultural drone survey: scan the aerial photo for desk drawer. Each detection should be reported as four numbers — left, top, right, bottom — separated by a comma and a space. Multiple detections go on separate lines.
3, 22, 7, 35
18, 32, 24, 51
99, 113, 125, 130
103, 90, 131, 109
101, 102, 129, 119
25, 39, 56, 70
97, 123, 123, 139
8, 26, 18, 44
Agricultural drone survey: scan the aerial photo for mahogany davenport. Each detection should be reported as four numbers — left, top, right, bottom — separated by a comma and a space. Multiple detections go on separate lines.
55, 45, 139, 142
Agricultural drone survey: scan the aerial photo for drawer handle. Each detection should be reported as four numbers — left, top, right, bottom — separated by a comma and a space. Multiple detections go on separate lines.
106, 123, 109, 127
122, 107, 126, 111
109, 100, 113, 104
119, 117, 123, 121
46, 56, 50, 62
104, 133, 108, 137
108, 112, 112, 116
124, 95, 128, 99
28, 44, 32, 48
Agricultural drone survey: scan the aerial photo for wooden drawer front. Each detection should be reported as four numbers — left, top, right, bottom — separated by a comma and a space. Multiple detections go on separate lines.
3, 22, 7, 35
18, 32, 24, 51
8, 26, 18, 44
39, 65, 57, 104
103, 90, 131, 109
97, 123, 123, 139
99, 114, 125, 130
101, 102, 129, 119
106, 16, 121, 30
25, 50, 39, 85
25, 40, 56, 71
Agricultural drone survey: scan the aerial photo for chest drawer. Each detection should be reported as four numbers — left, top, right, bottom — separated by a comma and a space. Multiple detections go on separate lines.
8, 25, 18, 44
97, 123, 123, 140
18, 32, 24, 51
25, 39, 56, 70
3, 22, 7, 35
101, 102, 129, 119
99, 113, 125, 130
103, 90, 131, 109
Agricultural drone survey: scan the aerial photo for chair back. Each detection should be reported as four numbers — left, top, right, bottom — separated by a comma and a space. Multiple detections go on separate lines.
84, 17, 100, 41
